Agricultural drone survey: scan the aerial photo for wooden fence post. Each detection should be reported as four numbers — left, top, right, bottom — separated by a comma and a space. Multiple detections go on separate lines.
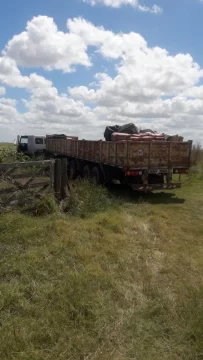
61, 158, 68, 199
51, 160, 55, 191
54, 159, 62, 200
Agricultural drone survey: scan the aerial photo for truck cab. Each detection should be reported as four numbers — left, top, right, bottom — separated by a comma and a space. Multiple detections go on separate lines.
17, 135, 46, 156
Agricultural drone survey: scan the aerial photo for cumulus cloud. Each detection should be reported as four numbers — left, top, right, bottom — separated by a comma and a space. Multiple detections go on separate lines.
182, 86, 203, 99
3, 16, 91, 72
0, 86, 5, 96
0, 101, 21, 130
1, 16, 203, 142
68, 19, 203, 106
67, 17, 147, 59
19, 84, 99, 139
83, 0, 163, 13
0, 98, 16, 106
0, 56, 52, 89
23, 86, 92, 120
0, 82, 99, 141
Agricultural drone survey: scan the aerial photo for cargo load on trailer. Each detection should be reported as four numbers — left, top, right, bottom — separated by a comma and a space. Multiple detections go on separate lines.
45, 126, 192, 192
104, 122, 184, 142
104, 123, 139, 141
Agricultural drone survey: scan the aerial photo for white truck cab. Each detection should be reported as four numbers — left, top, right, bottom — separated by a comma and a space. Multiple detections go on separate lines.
17, 135, 46, 156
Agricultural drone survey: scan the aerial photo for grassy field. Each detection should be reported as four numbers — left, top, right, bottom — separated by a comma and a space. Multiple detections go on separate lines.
1, 142, 203, 359
1, 169, 203, 359
0, 142, 15, 150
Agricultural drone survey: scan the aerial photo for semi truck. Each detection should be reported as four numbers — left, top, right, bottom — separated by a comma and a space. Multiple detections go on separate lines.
17, 135, 46, 156
45, 135, 192, 192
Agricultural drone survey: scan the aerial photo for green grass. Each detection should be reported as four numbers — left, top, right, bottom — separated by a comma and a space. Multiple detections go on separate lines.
1, 174, 203, 359
0, 143, 29, 164
62, 180, 117, 217
0, 142, 15, 149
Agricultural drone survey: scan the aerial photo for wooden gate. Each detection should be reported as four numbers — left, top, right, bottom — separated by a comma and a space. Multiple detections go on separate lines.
0, 158, 68, 213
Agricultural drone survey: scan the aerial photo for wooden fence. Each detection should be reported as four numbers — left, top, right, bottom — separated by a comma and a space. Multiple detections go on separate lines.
0, 158, 69, 213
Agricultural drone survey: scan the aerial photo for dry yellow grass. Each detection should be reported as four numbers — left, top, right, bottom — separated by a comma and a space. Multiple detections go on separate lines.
0, 174, 203, 359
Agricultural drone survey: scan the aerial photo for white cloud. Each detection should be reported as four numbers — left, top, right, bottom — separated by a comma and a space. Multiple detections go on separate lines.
1, 16, 203, 143
0, 101, 21, 129
69, 19, 203, 105
0, 57, 28, 88
3, 16, 91, 72
19, 84, 98, 139
83, 0, 163, 13
182, 86, 203, 99
0, 86, 5, 96
23, 86, 92, 120
67, 18, 147, 59
68, 18, 203, 140
0, 82, 99, 141
0, 98, 16, 106
0, 56, 53, 89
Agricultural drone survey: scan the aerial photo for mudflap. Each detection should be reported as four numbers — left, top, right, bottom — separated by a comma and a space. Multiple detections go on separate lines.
130, 183, 181, 192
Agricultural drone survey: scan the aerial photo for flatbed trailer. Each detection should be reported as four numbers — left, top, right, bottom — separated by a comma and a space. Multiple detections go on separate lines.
46, 136, 192, 191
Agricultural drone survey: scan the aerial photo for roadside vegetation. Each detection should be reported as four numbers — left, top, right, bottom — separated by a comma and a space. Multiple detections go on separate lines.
0, 144, 29, 163
0, 142, 203, 360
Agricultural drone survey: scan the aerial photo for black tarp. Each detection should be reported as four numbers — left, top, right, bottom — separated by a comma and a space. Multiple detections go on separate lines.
117, 123, 139, 134
46, 134, 67, 139
104, 123, 139, 141
104, 125, 120, 141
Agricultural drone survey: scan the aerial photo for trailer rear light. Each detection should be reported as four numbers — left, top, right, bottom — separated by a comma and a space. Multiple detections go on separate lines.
132, 171, 142, 176
173, 168, 189, 174
125, 171, 143, 176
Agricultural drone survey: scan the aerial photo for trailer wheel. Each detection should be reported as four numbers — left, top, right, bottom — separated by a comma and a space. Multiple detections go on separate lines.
83, 165, 91, 179
92, 166, 103, 185
70, 160, 77, 180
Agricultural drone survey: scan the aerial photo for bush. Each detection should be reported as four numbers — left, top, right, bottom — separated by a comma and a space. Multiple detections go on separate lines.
191, 143, 203, 166
62, 180, 115, 218
18, 193, 58, 216
14, 181, 114, 218
0, 147, 30, 163
33, 194, 59, 216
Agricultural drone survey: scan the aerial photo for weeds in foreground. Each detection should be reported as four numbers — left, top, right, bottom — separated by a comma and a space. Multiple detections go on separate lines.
7, 180, 116, 217
32, 194, 59, 216
0, 145, 46, 163
191, 142, 203, 166
61, 180, 116, 217
0, 147, 30, 163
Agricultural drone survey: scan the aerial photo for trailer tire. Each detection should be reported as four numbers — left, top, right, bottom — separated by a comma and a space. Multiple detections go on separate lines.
70, 160, 77, 180
92, 166, 103, 185
83, 165, 91, 179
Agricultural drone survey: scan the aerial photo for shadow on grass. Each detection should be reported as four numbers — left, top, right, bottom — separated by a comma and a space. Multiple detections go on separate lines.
144, 191, 185, 205
107, 184, 185, 205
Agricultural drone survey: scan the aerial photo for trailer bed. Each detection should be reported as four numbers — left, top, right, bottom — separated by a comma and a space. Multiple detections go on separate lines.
46, 138, 192, 170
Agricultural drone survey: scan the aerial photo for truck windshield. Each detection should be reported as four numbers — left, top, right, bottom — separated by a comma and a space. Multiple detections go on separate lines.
20, 136, 28, 144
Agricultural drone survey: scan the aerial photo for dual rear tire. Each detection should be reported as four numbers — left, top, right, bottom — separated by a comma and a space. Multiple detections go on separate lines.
83, 165, 91, 179
69, 161, 103, 184
69, 160, 77, 180
83, 164, 103, 184
92, 166, 102, 185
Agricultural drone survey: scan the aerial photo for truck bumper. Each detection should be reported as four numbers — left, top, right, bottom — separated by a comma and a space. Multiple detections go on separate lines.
130, 183, 181, 191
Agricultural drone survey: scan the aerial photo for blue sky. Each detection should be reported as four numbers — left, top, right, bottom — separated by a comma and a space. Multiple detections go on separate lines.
0, 0, 203, 142
1, 0, 202, 59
